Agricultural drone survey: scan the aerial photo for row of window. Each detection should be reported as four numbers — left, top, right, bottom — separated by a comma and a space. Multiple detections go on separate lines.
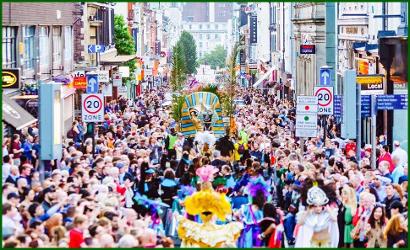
2, 25, 72, 70
195, 33, 220, 40
186, 23, 225, 30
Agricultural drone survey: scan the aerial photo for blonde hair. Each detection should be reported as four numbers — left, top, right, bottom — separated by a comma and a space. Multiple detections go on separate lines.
342, 185, 357, 215
384, 214, 406, 239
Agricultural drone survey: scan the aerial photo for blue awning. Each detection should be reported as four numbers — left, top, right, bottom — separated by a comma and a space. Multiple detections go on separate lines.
353, 42, 367, 52
365, 44, 378, 53
377, 30, 396, 38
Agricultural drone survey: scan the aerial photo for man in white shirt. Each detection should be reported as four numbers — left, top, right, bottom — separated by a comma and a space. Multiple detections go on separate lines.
392, 140, 408, 166
2, 155, 13, 184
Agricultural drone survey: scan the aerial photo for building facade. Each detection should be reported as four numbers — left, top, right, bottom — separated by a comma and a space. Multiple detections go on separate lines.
182, 22, 229, 58
292, 3, 326, 96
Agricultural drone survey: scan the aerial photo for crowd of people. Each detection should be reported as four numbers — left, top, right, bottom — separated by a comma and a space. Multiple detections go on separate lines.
2, 83, 408, 248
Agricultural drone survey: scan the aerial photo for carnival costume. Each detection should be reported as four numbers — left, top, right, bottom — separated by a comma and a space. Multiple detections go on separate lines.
294, 184, 339, 247
236, 175, 270, 248
177, 165, 243, 247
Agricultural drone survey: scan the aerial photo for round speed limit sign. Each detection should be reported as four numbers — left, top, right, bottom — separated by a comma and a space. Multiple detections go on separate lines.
82, 94, 104, 122
314, 87, 333, 115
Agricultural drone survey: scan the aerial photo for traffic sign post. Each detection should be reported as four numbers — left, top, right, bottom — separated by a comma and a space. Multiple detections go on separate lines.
87, 45, 106, 54
82, 94, 104, 122
319, 66, 333, 86
86, 73, 99, 94
376, 94, 408, 110
296, 96, 318, 138
314, 87, 334, 115
361, 95, 371, 117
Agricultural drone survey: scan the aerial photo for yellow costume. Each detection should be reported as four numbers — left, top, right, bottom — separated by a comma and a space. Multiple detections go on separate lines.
177, 168, 243, 247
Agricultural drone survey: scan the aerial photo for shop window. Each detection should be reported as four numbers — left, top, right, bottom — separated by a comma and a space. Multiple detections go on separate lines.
39, 26, 50, 70
23, 26, 35, 69
2, 26, 17, 68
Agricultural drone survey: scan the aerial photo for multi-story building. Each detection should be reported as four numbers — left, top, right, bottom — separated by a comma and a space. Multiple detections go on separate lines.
2, 2, 78, 135
292, 3, 326, 96
337, 2, 408, 148
182, 22, 229, 59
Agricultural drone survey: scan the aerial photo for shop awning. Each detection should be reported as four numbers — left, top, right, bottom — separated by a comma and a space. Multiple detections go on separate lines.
365, 44, 378, 54
253, 67, 275, 88
2, 94, 37, 130
353, 42, 367, 52
100, 53, 139, 66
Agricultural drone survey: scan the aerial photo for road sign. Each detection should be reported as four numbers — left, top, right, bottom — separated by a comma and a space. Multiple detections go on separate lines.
82, 94, 104, 122
376, 94, 408, 110
113, 73, 122, 87
297, 96, 318, 105
314, 87, 333, 115
319, 66, 332, 86
101, 84, 112, 97
98, 71, 109, 83
88, 45, 105, 53
296, 96, 318, 138
86, 73, 99, 94
361, 95, 371, 117
296, 114, 317, 129
334, 95, 343, 118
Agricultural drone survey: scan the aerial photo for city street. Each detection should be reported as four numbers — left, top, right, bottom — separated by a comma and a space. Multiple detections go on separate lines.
1, 2, 408, 248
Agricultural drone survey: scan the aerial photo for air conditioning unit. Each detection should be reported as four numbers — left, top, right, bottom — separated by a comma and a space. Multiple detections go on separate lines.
89, 15, 96, 21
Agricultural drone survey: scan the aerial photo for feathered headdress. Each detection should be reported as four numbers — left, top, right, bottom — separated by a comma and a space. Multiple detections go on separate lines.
194, 131, 216, 147
184, 189, 232, 221
245, 176, 271, 201
196, 165, 219, 183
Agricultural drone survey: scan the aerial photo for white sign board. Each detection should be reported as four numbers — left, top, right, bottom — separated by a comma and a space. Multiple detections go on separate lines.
118, 66, 130, 78
101, 84, 112, 97
98, 71, 109, 83
145, 68, 153, 76
113, 73, 122, 87
314, 87, 334, 115
296, 114, 317, 129
118, 86, 128, 95
296, 95, 318, 138
82, 94, 104, 122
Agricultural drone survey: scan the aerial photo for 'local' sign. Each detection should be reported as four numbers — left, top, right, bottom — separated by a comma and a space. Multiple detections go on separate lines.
314, 87, 333, 115
81, 94, 104, 122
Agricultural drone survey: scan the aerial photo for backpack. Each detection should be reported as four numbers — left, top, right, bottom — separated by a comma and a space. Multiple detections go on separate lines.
67, 128, 75, 139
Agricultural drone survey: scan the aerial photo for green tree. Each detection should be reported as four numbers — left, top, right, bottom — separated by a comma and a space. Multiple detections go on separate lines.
178, 31, 198, 75
221, 43, 239, 118
114, 15, 136, 81
170, 42, 186, 92
198, 45, 227, 70
114, 15, 135, 55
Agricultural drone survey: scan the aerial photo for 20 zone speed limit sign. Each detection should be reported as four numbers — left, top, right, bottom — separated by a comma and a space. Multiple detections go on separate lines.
314, 87, 333, 115
82, 94, 104, 122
